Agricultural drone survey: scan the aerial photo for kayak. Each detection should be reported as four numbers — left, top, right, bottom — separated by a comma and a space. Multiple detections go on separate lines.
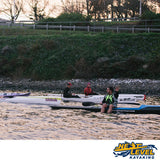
48, 94, 145, 102
50, 104, 160, 114
0, 92, 30, 98
0, 93, 144, 106
0, 95, 140, 106
2, 94, 159, 114
62, 94, 145, 105
1, 96, 61, 106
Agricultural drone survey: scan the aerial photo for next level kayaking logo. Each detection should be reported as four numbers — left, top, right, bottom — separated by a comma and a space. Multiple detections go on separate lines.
113, 141, 157, 159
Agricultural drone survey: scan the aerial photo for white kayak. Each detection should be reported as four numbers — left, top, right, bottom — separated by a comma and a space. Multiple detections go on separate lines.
1, 96, 61, 106
62, 94, 145, 104
0, 94, 145, 106
0, 92, 30, 98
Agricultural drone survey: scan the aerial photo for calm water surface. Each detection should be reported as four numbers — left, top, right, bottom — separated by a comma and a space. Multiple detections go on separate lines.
0, 92, 160, 140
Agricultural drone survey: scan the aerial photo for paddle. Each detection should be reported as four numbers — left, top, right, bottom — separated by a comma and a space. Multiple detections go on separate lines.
3, 95, 15, 98
82, 101, 140, 106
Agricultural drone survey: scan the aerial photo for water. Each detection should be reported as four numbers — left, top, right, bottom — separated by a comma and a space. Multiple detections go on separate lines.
0, 92, 160, 140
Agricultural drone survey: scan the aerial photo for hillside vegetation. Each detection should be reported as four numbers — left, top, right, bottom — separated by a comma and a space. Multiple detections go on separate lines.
0, 29, 160, 80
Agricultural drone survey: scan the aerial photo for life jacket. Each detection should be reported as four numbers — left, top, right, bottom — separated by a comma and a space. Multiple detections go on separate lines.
105, 94, 118, 104
105, 94, 114, 104
84, 87, 92, 95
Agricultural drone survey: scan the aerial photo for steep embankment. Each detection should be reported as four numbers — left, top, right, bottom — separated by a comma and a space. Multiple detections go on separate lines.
0, 30, 160, 80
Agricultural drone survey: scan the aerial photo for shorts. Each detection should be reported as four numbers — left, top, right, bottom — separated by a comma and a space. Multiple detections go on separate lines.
104, 102, 117, 108
104, 103, 117, 113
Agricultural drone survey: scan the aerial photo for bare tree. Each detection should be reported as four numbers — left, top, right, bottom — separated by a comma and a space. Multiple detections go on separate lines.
61, 0, 86, 14
1, 0, 23, 22
27, 0, 55, 21
146, 0, 160, 12
85, 0, 158, 20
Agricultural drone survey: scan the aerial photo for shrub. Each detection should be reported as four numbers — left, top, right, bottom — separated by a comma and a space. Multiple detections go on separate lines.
41, 40, 57, 50
141, 11, 160, 20
140, 11, 160, 25
148, 56, 160, 78
17, 44, 29, 55
74, 58, 93, 78
38, 13, 91, 26
37, 17, 56, 25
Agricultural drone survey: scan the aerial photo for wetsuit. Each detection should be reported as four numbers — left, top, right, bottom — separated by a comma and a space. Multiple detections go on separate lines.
63, 87, 80, 98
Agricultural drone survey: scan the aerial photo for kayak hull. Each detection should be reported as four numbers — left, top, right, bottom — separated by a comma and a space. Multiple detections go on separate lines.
62, 94, 145, 104
50, 105, 160, 114
1, 94, 141, 106
1, 96, 61, 106
1, 92, 30, 98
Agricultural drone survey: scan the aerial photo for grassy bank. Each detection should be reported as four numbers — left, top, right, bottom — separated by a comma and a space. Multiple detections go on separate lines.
0, 29, 160, 80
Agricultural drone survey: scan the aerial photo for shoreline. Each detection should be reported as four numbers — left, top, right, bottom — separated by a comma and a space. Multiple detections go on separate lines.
0, 78, 160, 95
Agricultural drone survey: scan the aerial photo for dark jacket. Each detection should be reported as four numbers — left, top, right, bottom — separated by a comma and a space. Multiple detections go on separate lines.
63, 87, 72, 98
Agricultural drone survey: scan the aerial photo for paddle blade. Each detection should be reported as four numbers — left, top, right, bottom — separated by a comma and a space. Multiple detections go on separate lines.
82, 102, 96, 106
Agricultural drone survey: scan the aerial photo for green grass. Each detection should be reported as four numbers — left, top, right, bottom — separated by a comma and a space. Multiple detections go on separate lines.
0, 28, 160, 80
90, 20, 139, 26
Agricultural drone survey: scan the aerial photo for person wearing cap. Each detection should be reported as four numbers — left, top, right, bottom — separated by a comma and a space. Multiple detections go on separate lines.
84, 83, 97, 96
101, 86, 119, 114
63, 82, 80, 98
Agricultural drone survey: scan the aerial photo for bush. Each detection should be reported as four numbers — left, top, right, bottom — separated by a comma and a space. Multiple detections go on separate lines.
57, 12, 87, 21
141, 11, 160, 20
148, 56, 160, 78
0, 32, 160, 80
140, 11, 160, 25
39, 13, 91, 26
37, 17, 56, 25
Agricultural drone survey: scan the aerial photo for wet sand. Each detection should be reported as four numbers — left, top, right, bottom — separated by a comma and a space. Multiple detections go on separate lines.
0, 91, 160, 140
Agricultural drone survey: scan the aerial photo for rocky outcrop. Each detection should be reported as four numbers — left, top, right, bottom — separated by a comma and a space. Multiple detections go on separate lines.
0, 78, 160, 95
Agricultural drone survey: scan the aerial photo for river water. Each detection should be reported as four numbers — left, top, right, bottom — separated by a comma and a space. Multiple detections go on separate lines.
0, 91, 160, 140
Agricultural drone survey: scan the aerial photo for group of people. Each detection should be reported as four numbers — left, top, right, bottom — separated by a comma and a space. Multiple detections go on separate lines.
63, 82, 97, 98
63, 82, 120, 114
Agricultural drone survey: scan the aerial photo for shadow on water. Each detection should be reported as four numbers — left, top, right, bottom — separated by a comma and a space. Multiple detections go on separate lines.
121, 121, 137, 126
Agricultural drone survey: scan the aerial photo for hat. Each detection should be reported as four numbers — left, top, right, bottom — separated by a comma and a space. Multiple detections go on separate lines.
67, 82, 72, 86
87, 82, 91, 85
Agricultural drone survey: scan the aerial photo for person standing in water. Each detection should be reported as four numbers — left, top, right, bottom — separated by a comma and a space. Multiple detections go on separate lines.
101, 86, 119, 114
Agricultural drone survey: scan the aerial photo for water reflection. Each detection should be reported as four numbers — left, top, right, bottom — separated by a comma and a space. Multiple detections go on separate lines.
0, 94, 160, 140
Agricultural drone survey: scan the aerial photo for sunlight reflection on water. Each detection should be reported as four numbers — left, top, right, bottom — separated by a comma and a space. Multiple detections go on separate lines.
0, 93, 160, 140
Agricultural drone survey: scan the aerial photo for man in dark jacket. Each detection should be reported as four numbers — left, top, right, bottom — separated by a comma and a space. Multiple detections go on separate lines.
63, 82, 80, 98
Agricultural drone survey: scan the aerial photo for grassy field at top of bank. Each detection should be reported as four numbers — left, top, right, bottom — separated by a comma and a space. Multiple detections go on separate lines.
0, 28, 160, 80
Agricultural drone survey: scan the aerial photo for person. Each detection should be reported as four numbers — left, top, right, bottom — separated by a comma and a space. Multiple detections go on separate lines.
63, 82, 80, 98
84, 82, 97, 96
101, 86, 119, 114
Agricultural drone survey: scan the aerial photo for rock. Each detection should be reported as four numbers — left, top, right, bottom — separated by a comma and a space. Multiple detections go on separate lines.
96, 57, 109, 63
0, 78, 160, 95
143, 64, 148, 69
1, 45, 12, 55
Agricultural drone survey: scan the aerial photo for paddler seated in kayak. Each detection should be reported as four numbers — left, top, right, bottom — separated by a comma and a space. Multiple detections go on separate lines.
63, 82, 80, 98
101, 86, 119, 114
84, 82, 98, 96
